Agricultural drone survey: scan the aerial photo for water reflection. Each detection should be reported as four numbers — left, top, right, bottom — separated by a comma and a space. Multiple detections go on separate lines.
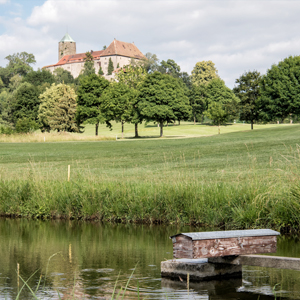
0, 219, 299, 299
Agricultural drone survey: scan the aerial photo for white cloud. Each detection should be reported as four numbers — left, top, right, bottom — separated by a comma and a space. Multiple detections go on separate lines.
0, 0, 299, 87
0, 0, 9, 4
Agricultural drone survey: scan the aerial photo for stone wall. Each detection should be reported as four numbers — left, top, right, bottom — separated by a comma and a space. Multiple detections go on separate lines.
58, 41, 76, 60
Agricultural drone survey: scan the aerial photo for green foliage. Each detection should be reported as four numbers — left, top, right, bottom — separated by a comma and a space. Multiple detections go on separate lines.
205, 79, 239, 129
191, 60, 219, 86
15, 117, 39, 133
107, 57, 114, 75
260, 56, 300, 122
98, 66, 104, 76
8, 74, 22, 91
115, 65, 147, 89
136, 72, 191, 136
5, 52, 36, 78
159, 59, 181, 78
82, 52, 95, 76
117, 63, 120, 68
53, 67, 75, 84
0, 125, 13, 134
143, 52, 159, 73
233, 71, 261, 129
11, 82, 40, 124
76, 74, 109, 135
101, 82, 138, 129
189, 84, 207, 123
23, 69, 55, 86
39, 83, 77, 132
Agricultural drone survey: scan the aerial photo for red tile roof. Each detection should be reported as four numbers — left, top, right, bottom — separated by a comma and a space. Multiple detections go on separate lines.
102, 40, 146, 59
43, 40, 145, 69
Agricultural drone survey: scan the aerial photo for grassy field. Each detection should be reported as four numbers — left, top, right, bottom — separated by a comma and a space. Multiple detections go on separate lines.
0, 121, 282, 142
1, 123, 300, 231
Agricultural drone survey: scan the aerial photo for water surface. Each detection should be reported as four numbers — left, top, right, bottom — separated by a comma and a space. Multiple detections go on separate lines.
0, 219, 299, 299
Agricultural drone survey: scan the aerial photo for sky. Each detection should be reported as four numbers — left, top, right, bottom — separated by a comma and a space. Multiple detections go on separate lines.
0, 0, 300, 88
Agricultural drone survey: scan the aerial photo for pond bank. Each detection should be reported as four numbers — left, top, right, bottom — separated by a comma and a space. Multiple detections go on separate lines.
1, 178, 299, 233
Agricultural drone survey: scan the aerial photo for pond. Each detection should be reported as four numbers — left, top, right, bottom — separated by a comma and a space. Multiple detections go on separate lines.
0, 219, 299, 299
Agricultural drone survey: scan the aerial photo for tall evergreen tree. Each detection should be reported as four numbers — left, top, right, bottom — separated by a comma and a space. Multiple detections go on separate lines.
107, 58, 114, 75
82, 52, 95, 76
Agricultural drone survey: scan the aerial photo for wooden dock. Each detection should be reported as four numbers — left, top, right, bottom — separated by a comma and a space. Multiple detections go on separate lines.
161, 229, 300, 282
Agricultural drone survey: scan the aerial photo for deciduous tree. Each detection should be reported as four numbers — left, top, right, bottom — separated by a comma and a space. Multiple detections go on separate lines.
205, 79, 239, 134
191, 61, 219, 86
23, 69, 55, 86
39, 83, 77, 132
53, 67, 75, 84
136, 72, 191, 137
233, 71, 261, 130
260, 56, 300, 122
101, 82, 137, 138
189, 84, 207, 124
76, 74, 109, 135
115, 65, 147, 137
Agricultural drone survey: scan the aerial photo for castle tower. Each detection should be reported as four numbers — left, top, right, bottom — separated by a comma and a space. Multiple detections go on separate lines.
58, 33, 76, 60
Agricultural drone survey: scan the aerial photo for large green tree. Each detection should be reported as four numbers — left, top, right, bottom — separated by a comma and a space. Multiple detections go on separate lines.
53, 67, 75, 84
189, 84, 207, 124
101, 82, 137, 138
205, 79, 239, 134
23, 69, 55, 86
5, 52, 36, 77
191, 60, 219, 86
136, 72, 191, 137
233, 71, 261, 130
115, 65, 147, 137
76, 74, 109, 135
260, 56, 300, 123
11, 82, 40, 124
39, 83, 77, 132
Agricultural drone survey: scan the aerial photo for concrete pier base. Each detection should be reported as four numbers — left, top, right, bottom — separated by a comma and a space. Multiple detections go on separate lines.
161, 258, 242, 281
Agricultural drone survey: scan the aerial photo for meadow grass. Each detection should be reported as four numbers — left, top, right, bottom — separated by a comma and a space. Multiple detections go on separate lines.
1, 124, 300, 231
0, 121, 283, 142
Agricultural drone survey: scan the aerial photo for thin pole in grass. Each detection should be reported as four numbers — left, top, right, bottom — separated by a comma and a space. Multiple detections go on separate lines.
68, 165, 70, 182
17, 263, 20, 290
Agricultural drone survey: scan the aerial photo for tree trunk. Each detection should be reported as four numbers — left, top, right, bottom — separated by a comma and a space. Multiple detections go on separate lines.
218, 124, 220, 134
178, 120, 180, 125
201, 114, 204, 123
121, 121, 124, 139
134, 123, 139, 138
160, 122, 163, 137
194, 112, 196, 125
95, 122, 99, 136
251, 120, 254, 130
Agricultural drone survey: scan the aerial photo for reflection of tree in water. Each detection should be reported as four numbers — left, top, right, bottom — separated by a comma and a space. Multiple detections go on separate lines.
0, 219, 299, 299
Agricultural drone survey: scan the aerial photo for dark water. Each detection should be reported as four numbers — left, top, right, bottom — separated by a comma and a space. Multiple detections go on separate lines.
0, 219, 299, 299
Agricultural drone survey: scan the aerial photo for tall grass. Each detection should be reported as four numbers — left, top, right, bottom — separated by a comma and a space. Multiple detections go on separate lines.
0, 170, 299, 231
1, 125, 300, 231
0, 132, 114, 143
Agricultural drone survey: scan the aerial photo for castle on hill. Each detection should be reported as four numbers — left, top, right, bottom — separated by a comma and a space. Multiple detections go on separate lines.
43, 33, 146, 79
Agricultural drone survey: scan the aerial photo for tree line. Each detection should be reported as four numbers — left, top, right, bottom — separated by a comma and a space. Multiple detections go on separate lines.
1, 51, 300, 136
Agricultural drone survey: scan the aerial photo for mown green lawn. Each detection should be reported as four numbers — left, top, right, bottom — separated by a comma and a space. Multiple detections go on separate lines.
1, 124, 299, 184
